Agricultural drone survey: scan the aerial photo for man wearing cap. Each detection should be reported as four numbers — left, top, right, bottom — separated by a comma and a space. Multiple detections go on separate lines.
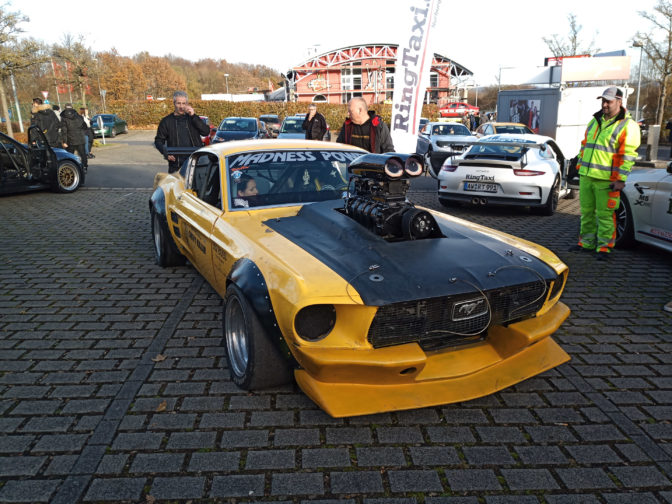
569, 86, 640, 260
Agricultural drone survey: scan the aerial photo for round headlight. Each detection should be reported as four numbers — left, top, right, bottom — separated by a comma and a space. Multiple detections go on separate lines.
404, 156, 423, 177
295, 305, 336, 341
384, 158, 404, 178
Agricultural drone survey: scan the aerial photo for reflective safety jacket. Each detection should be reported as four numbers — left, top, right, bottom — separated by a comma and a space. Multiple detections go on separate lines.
577, 108, 641, 181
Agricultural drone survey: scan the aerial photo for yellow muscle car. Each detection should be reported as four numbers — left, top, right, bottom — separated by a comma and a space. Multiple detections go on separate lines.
149, 139, 570, 417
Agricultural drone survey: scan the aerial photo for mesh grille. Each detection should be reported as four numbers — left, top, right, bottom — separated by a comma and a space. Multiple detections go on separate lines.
367, 281, 549, 350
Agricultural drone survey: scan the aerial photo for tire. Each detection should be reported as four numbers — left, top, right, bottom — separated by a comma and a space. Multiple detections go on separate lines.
123, 125, 128, 134
424, 147, 433, 172
615, 194, 636, 248
151, 209, 186, 267
53, 160, 82, 193
536, 176, 560, 216
223, 284, 291, 390
565, 188, 577, 200
110, 129, 117, 138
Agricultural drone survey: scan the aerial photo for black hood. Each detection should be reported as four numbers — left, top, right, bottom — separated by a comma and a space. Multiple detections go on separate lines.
265, 201, 558, 306
60, 108, 78, 119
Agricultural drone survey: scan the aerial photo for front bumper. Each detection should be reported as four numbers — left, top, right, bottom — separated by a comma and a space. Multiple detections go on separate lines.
294, 302, 570, 417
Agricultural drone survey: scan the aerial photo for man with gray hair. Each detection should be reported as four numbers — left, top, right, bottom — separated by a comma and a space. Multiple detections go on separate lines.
154, 91, 210, 173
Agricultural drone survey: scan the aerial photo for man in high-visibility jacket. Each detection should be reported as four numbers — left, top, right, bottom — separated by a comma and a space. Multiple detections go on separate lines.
570, 87, 641, 261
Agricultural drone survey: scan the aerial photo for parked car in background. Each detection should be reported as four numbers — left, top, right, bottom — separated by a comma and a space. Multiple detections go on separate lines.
434, 134, 575, 216
439, 101, 479, 118
91, 114, 128, 138
420, 121, 475, 162
259, 114, 281, 137
149, 138, 571, 417
615, 163, 672, 252
213, 117, 270, 143
418, 117, 429, 133
277, 116, 305, 139
474, 122, 534, 138
0, 126, 85, 194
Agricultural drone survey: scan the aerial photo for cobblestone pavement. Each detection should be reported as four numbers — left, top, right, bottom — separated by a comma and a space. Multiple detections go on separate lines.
1, 187, 671, 503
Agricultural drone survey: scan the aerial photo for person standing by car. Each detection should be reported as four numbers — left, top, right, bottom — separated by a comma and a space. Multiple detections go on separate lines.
569, 87, 640, 260
154, 91, 210, 173
336, 97, 394, 153
30, 98, 61, 148
80, 107, 95, 159
60, 104, 89, 173
302, 104, 328, 140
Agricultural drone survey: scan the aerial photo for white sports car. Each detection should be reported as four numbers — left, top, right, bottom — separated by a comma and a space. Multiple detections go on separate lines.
435, 134, 574, 216
616, 163, 672, 252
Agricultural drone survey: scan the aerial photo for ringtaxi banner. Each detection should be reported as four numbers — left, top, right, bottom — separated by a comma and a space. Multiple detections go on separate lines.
390, 0, 442, 153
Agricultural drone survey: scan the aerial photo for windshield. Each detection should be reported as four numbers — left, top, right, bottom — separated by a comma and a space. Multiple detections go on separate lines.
219, 119, 256, 132
281, 119, 303, 133
94, 115, 114, 124
495, 125, 532, 134
432, 124, 470, 136
227, 149, 362, 209
466, 137, 536, 160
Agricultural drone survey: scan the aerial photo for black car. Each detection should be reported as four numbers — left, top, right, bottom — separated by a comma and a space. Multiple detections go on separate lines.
212, 117, 270, 143
0, 126, 85, 195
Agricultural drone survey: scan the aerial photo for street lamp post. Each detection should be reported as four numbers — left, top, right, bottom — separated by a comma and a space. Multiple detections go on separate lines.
633, 42, 644, 122
92, 58, 106, 113
224, 74, 230, 96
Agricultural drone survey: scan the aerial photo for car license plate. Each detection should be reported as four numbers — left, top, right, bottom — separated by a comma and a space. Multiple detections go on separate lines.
464, 182, 497, 193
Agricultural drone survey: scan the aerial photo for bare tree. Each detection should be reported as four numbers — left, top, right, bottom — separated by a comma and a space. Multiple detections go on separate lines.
636, 0, 672, 125
0, 4, 44, 136
543, 13, 598, 58
52, 34, 94, 108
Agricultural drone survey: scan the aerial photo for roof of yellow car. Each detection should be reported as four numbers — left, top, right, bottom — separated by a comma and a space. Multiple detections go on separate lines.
203, 139, 368, 156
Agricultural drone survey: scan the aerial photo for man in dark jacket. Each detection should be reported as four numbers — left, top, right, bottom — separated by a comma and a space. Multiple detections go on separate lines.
302, 104, 328, 140
60, 104, 88, 171
30, 98, 61, 148
154, 91, 210, 173
336, 97, 394, 153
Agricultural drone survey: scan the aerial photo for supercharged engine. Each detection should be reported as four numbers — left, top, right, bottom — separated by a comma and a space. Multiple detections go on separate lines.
344, 153, 443, 241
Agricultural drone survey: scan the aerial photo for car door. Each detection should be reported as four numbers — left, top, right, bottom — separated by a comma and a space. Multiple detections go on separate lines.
645, 168, 672, 250
0, 130, 33, 189
176, 152, 222, 283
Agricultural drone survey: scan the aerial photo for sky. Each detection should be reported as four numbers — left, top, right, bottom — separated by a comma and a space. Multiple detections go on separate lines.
15, 0, 660, 87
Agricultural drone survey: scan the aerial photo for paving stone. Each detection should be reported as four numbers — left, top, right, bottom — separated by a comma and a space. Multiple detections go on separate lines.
274, 428, 321, 446
376, 426, 424, 444
148, 413, 196, 430
356, 447, 407, 467
21, 416, 75, 432
118, 414, 146, 430
61, 398, 111, 414
271, 472, 325, 495
490, 408, 536, 424
11, 400, 61, 415
111, 432, 163, 451
44, 454, 78, 475
131, 397, 177, 413
394, 409, 440, 424
211, 474, 266, 498
199, 412, 245, 428
31, 433, 88, 453
188, 451, 240, 472
0, 455, 47, 476
566, 445, 622, 464
163, 381, 207, 395
331, 471, 384, 493
514, 447, 567, 469
609, 465, 672, 488
501, 393, 545, 407
409, 446, 459, 466
166, 431, 216, 450
49, 385, 97, 398
601, 492, 661, 504
83, 477, 146, 501
180, 396, 225, 411
444, 469, 502, 491
229, 394, 271, 410
302, 448, 350, 468
614, 443, 652, 462
463, 446, 515, 466
556, 468, 617, 489
0, 434, 34, 453
95, 454, 129, 475
246, 449, 296, 469
501, 468, 560, 490
149, 476, 205, 499
442, 408, 488, 424
326, 427, 373, 445
427, 426, 476, 443
476, 426, 527, 443
573, 424, 628, 442
484, 497, 540, 504
299, 410, 343, 425
534, 407, 584, 424
0, 479, 60, 503
0, 417, 24, 433
249, 410, 295, 426
129, 453, 185, 473
525, 425, 577, 443
220, 429, 269, 448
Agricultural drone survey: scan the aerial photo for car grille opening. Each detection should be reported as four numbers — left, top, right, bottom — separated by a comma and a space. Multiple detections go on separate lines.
367, 281, 548, 351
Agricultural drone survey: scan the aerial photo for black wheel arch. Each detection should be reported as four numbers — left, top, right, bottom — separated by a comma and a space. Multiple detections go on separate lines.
227, 258, 294, 362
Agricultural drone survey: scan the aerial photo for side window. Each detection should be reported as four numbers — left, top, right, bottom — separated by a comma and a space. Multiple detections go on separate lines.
201, 156, 222, 208
485, 125, 493, 135
188, 153, 221, 208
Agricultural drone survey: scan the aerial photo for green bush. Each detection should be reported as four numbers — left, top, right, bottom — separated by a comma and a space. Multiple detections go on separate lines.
106, 100, 440, 133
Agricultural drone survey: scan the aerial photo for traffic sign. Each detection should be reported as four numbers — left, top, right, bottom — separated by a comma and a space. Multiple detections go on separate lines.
41, 91, 48, 99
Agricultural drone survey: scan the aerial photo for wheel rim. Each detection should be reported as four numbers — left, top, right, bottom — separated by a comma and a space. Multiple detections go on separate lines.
616, 202, 627, 238
225, 297, 249, 377
152, 213, 163, 258
58, 163, 79, 191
